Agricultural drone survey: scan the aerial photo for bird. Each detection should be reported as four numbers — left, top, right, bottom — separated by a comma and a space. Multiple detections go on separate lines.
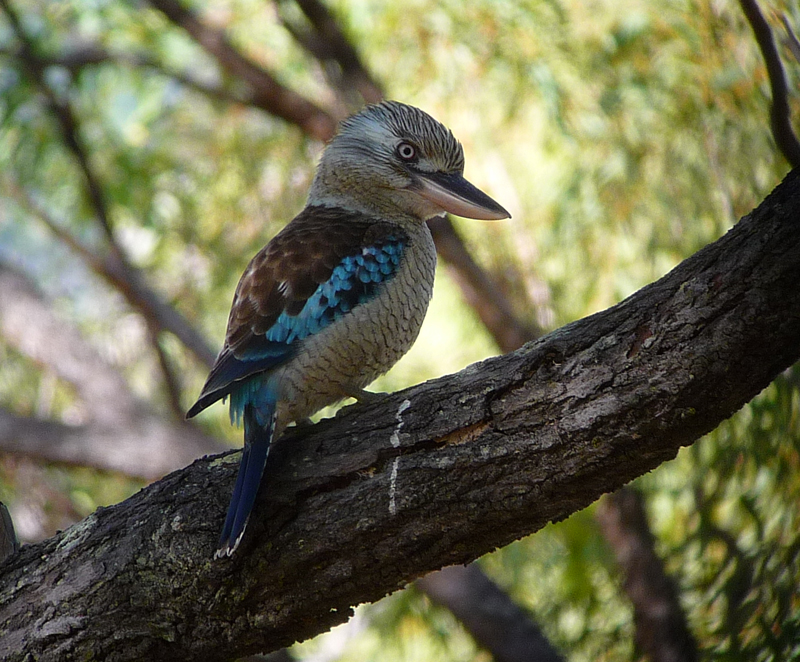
187, 100, 510, 558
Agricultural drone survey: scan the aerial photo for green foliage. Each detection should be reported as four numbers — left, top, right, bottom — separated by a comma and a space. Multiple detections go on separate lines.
0, 0, 798, 660
651, 367, 800, 660
479, 510, 634, 661
295, 590, 487, 662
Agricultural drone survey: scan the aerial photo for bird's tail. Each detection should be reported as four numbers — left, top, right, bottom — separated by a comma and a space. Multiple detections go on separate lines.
215, 401, 276, 558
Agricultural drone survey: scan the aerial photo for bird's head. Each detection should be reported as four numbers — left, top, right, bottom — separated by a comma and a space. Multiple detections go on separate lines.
308, 101, 510, 222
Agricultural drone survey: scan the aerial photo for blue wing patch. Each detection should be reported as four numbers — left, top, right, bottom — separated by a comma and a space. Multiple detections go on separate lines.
186, 233, 407, 419
267, 237, 406, 345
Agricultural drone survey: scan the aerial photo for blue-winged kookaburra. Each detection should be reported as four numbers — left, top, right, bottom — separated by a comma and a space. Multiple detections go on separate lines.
187, 101, 510, 557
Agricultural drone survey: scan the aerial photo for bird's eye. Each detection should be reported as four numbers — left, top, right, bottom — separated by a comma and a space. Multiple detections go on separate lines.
396, 142, 417, 161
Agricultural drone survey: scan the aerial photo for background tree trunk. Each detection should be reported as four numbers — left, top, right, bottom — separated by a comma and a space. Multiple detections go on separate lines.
596, 488, 698, 662
417, 564, 565, 662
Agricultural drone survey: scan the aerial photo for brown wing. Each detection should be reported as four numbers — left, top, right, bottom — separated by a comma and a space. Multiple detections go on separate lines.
186, 205, 398, 417
222, 206, 383, 350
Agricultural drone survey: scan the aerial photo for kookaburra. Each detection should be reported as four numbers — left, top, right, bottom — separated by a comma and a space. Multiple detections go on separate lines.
187, 101, 510, 557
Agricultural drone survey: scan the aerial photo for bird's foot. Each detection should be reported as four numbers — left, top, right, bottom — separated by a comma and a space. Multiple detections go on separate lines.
346, 388, 382, 404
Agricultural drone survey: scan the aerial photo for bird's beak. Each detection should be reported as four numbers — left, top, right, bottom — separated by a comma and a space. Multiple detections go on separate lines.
413, 171, 511, 220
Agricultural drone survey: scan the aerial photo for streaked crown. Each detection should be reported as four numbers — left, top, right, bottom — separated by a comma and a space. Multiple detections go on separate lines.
308, 101, 509, 223
336, 101, 464, 174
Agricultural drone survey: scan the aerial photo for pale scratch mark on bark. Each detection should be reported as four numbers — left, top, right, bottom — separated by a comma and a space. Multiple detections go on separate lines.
388, 399, 411, 515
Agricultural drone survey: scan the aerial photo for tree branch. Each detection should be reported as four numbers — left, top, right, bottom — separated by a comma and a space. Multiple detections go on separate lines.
780, 14, 800, 65
596, 488, 698, 662
0, 263, 221, 479
277, 0, 384, 106
0, 504, 19, 563
2, 1, 537, 370
147, 321, 188, 421
0, 406, 219, 481
1, 167, 798, 661
0, 3, 218, 369
427, 216, 542, 353
0, 262, 138, 427
739, 0, 800, 167
146, 0, 338, 140
1, 175, 217, 368
417, 565, 565, 662
0, 0, 119, 247
0, 42, 270, 109
257, 8, 555, 651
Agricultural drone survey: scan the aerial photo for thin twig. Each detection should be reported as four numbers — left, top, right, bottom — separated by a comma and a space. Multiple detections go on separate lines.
780, 14, 800, 64
739, 0, 800, 167
2, 1, 217, 368
0, 42, 286, 116
2, 176, 108, 271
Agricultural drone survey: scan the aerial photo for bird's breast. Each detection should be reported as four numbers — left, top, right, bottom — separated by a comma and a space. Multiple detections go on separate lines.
275, 222, 437, 423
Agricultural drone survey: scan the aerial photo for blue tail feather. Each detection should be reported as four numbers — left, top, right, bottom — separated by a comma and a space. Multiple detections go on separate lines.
216, 401, 276, 558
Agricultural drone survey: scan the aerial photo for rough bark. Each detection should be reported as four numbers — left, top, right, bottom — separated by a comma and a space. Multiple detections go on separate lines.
0, 167, 798, 661
0, 504, 19, 563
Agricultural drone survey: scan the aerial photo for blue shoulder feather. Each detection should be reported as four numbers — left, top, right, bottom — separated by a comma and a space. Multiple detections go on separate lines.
186, 225, 407, 419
